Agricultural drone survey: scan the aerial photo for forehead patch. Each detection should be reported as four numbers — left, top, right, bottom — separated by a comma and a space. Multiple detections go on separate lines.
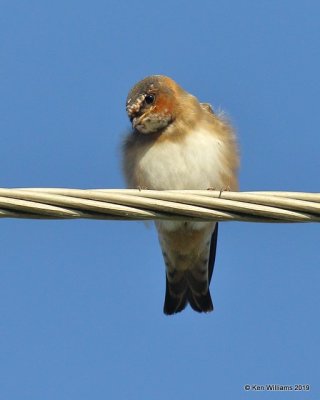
126, 93, 146, 117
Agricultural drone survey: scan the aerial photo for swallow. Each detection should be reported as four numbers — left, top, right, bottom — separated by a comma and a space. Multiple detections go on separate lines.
122, 75, 239, 315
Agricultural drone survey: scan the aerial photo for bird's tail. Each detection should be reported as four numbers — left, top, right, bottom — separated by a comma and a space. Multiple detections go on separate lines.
163, 224, 218, 315
163, 270, 213, 315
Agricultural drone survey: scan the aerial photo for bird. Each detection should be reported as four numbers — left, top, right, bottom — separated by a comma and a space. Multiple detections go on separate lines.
122, 75, 239, 315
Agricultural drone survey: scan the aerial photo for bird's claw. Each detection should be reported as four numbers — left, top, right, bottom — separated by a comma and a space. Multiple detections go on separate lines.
137, 185, 148, 191
206, 186, 231, 198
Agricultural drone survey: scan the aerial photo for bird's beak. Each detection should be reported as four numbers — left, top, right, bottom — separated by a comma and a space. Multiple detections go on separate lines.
132, 117, 139, 129
132, 115, 144, 131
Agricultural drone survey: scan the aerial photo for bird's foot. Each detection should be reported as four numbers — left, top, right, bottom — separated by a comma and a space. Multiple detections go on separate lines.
137, 185, 148, 191
206, 186, 231, 198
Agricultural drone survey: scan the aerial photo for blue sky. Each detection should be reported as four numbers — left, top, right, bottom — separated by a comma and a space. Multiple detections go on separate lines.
0, 1, 319, 399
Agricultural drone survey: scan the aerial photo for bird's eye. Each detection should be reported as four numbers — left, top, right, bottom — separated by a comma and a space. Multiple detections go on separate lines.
145, 94, 155, 105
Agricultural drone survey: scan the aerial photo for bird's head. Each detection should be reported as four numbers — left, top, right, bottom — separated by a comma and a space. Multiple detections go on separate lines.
126, 75, 185, 134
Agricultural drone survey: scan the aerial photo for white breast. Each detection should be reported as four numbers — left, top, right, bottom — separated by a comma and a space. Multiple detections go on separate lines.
137, 127, 225, 190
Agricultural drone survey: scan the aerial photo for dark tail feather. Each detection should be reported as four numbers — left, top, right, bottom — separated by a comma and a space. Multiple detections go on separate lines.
188, 223, 218, 312
163, 275, 188, 315
164, 273, 213, 314
163, 224, 218, 315
187, 288, 213, 313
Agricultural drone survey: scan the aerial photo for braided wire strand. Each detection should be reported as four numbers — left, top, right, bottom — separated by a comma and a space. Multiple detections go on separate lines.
0, 188, 319, 222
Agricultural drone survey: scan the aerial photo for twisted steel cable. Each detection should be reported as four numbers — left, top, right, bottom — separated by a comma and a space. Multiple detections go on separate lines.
0, 188, 319, 223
